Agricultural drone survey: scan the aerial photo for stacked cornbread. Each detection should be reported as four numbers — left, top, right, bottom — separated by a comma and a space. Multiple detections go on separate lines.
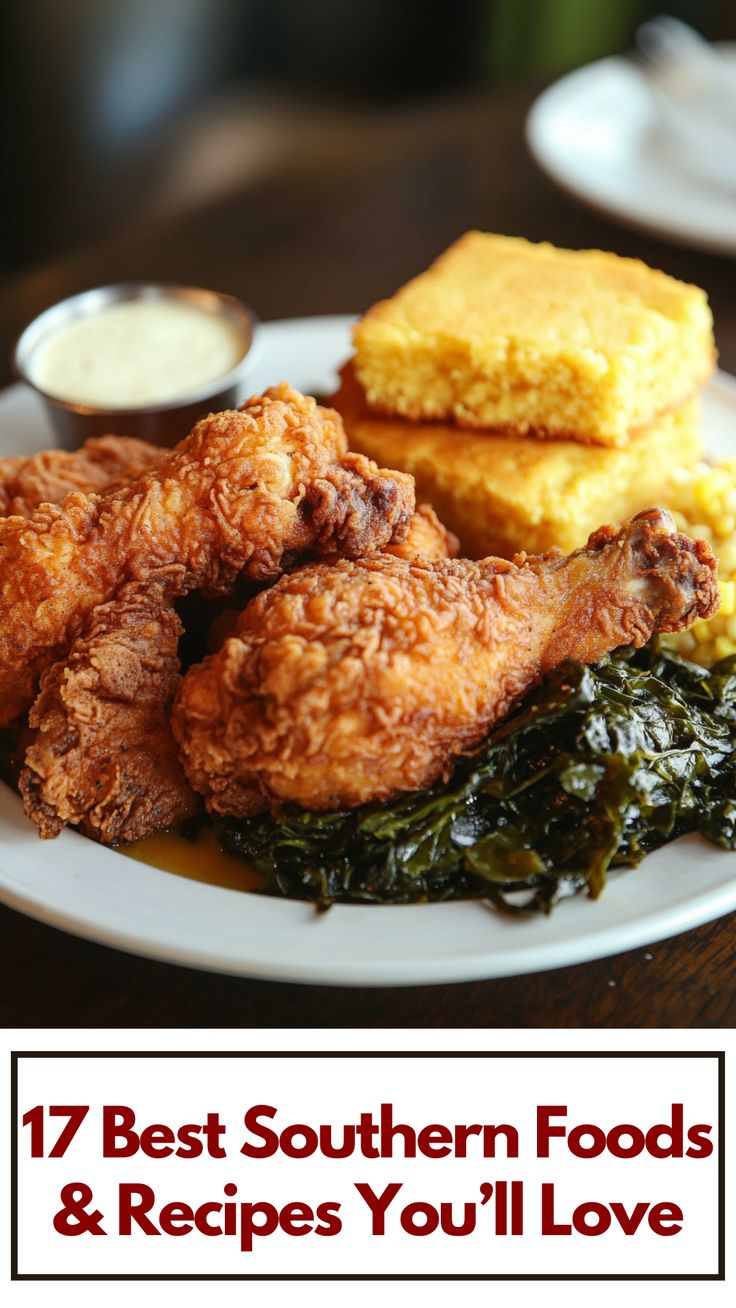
334, 232, 715, 559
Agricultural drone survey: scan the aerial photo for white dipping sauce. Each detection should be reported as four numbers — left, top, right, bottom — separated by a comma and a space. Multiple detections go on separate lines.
32, 299, 246, 407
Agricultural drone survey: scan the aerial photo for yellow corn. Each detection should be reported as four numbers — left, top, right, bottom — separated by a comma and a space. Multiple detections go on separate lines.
720, 581, 736, 616
663, 460, 736, 667
690, 618, 713, 641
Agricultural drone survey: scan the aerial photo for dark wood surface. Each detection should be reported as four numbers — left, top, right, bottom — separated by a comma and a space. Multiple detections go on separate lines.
1, 83, 734, 1029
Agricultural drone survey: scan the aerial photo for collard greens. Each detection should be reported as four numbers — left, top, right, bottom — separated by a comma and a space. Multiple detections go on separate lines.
216, 643, 736, 912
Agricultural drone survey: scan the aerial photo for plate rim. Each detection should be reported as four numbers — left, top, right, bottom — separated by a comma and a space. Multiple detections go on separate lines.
525, 50, 736, 257
0, 841, 735, 987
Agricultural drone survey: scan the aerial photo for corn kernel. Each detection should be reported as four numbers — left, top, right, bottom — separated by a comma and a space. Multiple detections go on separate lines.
688, 523, 713, 542
720, 582, 736, 616
664, 458, 736, 666
695, 475, 727, 511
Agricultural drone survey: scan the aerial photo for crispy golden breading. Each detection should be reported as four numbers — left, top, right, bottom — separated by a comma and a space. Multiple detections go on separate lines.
333, 364, 703, 558
13, 450, 441, 847
383, 503, 458, 561
20, 580, 197, 844
0, 384, 414, 724
0, 434, 164, 518
205, 505, 457, 658
17, 504, 457, 845
172, 509, 719, 816
353, 232, 715, 446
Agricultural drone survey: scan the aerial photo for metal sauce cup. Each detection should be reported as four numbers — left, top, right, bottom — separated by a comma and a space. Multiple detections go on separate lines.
13, 283, 259, 449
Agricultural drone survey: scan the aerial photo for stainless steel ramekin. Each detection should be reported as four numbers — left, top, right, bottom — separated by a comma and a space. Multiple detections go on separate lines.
13, 283, 259, 449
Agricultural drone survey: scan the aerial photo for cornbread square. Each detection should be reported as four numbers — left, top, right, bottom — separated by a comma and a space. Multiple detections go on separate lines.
333, 365, 703, 558
352, 232, 714, 447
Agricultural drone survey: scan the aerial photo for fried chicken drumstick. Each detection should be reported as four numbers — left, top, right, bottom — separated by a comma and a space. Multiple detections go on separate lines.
20, 578, 197, 843
19, 503, 453, 845
0, 384, 414, 724
173, 508, 719, 816
0, 434, 164, 518
382, 503, 458, 562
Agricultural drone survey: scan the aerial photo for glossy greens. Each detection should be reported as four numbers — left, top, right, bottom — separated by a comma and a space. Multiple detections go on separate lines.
216, 643, 736, 913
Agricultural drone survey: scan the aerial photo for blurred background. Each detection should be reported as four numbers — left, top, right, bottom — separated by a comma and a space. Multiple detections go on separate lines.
2, 0, 733, 279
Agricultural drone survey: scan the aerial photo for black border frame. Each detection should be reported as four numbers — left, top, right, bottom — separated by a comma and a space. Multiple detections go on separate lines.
9, 1050, 725, 1282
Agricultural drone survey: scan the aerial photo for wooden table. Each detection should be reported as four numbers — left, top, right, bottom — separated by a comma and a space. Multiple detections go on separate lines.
1, 83, 734, 1028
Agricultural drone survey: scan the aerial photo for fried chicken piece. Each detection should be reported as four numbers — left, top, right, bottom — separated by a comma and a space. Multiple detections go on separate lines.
18, 501, 452, 845
0, 384, 414, 724
172, 508, 719, 816
0, 434, 164, 518
207, 504, 458, 655
20, 578, 197, 843
383, 504, 459, 561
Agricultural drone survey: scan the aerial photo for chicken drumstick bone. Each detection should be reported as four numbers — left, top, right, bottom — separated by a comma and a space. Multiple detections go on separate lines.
173, 508, 719, 816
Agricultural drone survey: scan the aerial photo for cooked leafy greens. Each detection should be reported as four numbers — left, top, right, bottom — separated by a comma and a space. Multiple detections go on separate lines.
216, 642, 736, 913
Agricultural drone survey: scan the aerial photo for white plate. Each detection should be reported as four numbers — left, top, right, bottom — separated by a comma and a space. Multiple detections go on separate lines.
2, 314, 736, 987
526, 49, 736, 255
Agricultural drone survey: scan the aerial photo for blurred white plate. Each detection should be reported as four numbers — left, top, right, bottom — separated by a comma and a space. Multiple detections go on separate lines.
1, 314, 736, 986
526, 48, 736, 255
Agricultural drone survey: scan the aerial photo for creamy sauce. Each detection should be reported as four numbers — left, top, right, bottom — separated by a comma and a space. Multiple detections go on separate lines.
32, 299, 246, 407
120, 824, 263, 892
